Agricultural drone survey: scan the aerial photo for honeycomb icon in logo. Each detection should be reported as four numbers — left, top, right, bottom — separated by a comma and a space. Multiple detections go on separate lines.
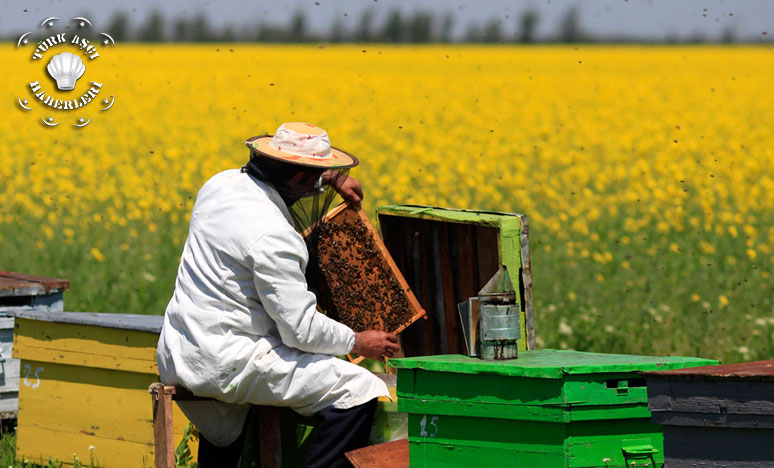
47, 51, 85, 91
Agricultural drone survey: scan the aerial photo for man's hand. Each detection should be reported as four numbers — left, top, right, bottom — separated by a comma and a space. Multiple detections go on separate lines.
323, 171, 363, 208
352, 330, 400, 360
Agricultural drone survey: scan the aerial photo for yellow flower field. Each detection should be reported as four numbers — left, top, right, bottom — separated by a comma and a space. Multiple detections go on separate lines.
1, 44, 772, 362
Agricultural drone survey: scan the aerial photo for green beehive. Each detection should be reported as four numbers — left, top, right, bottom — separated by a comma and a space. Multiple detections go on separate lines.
390, 350, 716, 468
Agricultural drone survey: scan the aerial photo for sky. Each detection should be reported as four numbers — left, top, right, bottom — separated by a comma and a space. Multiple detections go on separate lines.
1, 0, 772, 41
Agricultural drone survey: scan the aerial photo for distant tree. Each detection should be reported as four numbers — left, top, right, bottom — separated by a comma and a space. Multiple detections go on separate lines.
559, 6, 582, 43
664, 31, 680, 44
408, 12, 433, 42
256, 24, 281, 42
482, 19, 503, 43
289, 11, 307, 42
439, 12, 454, 42
720, 26, 737, 44
688, 31, 707, 44
173, 17, 191, 42
330, 17, 346, 43
106, 11, 130, 42
356, 9, 375, 42
220, 25, 236, 42
383, 10, 405, 43
465, 23, 483, 43
518, 9, 539, 43
137, 10, 165, 42
191, 13, 211, 42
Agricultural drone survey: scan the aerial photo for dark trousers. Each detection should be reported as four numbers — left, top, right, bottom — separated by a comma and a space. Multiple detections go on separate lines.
198, 398, 378, 468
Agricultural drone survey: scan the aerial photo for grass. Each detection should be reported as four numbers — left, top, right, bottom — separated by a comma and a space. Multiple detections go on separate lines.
0, 423, 198, 468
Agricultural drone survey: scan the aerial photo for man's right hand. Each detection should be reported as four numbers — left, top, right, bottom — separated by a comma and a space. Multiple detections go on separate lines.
352, 330, 400, 360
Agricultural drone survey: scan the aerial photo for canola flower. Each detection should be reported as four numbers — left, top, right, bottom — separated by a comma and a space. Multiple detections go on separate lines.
0, 44, 772, 362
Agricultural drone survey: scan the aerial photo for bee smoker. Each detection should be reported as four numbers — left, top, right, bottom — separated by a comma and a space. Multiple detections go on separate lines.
457, 266, 521, 360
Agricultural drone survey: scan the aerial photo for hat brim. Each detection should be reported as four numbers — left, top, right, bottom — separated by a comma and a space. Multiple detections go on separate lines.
246, 135, 359, 169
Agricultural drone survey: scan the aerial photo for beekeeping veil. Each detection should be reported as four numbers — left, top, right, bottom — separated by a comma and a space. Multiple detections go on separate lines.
243, 123, 359, 298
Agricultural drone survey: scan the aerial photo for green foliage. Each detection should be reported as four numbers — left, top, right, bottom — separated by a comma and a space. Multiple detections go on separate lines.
0, 430, 100, 468
175, 423, 199, 468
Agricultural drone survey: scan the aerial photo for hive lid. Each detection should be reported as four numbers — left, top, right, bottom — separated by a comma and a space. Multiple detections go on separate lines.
389, 349, 716, 379
377, 204, 523, 227
7, 308, 163, 333
644, 359, 774, 380
0, 271, 69, 297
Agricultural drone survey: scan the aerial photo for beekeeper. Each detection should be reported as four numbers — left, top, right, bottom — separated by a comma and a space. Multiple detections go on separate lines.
157, 122, 400, 468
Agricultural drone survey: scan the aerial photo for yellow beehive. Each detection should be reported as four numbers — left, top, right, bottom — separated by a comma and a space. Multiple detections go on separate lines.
9, 309, 196, 468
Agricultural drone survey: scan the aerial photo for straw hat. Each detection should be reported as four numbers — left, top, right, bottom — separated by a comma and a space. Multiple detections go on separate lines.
245, 122, 359, 169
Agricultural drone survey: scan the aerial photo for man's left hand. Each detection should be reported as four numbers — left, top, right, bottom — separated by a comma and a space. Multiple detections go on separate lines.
323, 171, 363, 208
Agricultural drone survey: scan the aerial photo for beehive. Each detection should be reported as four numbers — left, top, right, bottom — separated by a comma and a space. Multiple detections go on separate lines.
645, 360, 774, 467
390, 350, 717, 467
376, 205, 534, 357
305, 204, 425, 335
0, 271, 68, 419
9, 309, 195, 468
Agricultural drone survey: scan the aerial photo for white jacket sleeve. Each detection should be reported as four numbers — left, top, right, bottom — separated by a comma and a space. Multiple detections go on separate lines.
248, 227, 356, 356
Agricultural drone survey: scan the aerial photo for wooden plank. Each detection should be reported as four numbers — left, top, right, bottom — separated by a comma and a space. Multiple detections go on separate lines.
13, 318, 158, 364
428, 224, 448, 354
514, 214, 536, 350
409, 219, 434, 356
11, 346, 157, 375
345, 439, 409, 468
475, 226, 501, 289
0, 277, 45, 297
391, 218, 423, 357
0, 271, 69, 294
437, 223, 461, 355
0, 392, 19, 417
0, 317, 15, 329
447, 224, 479, 309
8, 310, 163, 333
149, 383, 175, 468
377, 216, 405, 276
258, 406, 282, 468
0, 358, 21, 390
662, 426, 774, 467
645, 360, 774, 379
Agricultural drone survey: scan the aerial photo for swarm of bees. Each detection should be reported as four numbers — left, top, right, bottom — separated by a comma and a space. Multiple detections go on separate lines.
305, 207, 413, 332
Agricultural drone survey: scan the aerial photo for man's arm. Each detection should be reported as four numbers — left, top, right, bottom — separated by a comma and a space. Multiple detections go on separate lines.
322, 171, 363, 207
249, 227, 401, 359
249, 228, 355, 355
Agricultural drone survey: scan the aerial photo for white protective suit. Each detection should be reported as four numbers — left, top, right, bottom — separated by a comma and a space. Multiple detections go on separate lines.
157, 169, 389, 446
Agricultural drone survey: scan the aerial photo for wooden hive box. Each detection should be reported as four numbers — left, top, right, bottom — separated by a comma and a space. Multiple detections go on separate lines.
644, 360, 774, 467
9, 309, 195, 468
376, 205, 535, 357
0, 271, 69, 420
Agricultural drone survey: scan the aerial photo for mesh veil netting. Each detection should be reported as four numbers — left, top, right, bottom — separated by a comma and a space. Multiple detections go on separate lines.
242, 155, 350, 312
290, 169, 350, 312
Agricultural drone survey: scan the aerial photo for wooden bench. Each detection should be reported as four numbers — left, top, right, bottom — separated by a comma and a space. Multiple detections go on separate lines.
148, 383, 282, 468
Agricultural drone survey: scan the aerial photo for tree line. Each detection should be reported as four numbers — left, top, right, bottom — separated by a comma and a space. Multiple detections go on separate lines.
19, 7, 749, 44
